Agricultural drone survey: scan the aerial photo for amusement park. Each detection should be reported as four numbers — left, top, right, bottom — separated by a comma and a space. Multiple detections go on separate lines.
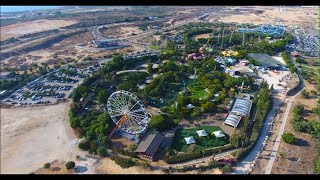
65, 17, 302, 173
1, 6, 319, 175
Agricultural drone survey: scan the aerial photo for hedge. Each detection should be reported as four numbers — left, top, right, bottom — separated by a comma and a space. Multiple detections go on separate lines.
165, 144, 234, 164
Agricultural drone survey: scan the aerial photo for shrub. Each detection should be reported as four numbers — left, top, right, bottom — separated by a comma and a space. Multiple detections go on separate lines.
282, 132, 297, 144
165, 151, 202, 164
301, 90, 309, 99
310, 90, 317, 95
221, 164, 232, 174
315, 155, 320, 174
78, 141, 90, 151
111, 156, 135, 168
128, 143, 138, 152
279, 152, 286, 158
66, 161, 75, 170
97, 146, 107, 157
44, 163, 51, 169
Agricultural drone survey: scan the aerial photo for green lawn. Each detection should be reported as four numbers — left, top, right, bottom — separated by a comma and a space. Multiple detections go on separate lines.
172, 126, 229, 152
188, 85, 208, 99
149, 45, 161, 50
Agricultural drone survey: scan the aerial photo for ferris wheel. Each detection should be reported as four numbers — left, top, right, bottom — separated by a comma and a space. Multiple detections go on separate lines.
107, 90, 149, 139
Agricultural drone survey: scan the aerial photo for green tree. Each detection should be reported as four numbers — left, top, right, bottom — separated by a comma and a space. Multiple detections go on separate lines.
44, 163, 51, 169
221, 164, 232, 174
66, 161, 75, 170
128, 143, 138, 152
149, 114, 174, 131
293, 105, 304, 115
97, 146, 107, 157
282, 132, 297, 144
97, 89, 109, 104
230, 131, 242, 148
147, 61, 153, 74
301, 90, 309, 99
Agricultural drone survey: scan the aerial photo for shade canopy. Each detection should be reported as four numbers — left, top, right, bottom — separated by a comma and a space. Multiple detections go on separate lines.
187, 103, 195, 109
184, 136, 196, 145
196, 130, 208, 137
212, 130, 225, 138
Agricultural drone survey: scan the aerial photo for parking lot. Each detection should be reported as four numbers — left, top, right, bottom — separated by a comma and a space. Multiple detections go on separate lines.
3, 65, 104, 107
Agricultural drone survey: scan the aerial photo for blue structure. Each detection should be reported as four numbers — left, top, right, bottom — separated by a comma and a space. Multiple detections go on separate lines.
236, 22, 285, 36
116, 128, 148, 144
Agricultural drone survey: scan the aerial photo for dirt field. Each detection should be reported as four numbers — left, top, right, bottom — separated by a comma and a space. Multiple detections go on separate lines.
100, 26, 143, 39
34, 160, 75, 174
215, 7, 319, 32
192, 33, 211, 41
251, 80, 318, 174
0, 102, 82, 174
271, 81, 318, 174
1, 19, 78, 41
96, 158, 163, 174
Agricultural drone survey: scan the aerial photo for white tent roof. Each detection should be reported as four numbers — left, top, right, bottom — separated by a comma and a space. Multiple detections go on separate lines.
224, 114, 242, 128
187, 103, 195, 109
212, 130, 225, 138
184, 136, 196, 145
196, 130, 208, 137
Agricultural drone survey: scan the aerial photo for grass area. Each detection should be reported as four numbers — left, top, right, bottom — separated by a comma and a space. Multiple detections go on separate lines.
172, 126, 229, 152
149, 45, 161, 50
150, 83, 182, 107
188, 85, 208, 99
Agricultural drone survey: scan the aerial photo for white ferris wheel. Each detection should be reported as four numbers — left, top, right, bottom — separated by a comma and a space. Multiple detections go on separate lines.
107, 90, 149, 137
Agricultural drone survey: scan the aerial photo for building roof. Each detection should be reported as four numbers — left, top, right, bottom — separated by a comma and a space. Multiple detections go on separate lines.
135, 132, 164, 157
212, 130, 225, 138
243, 72, 257, 78
187, 104, 195, 109
248, 53, 284, 67
224, 114, 242, 128
196, 130, 208, 137
184, 136, 196, 145
231, 98, 252, 117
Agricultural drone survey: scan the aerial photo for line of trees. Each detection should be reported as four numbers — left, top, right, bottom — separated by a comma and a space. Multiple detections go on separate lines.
281, 51, 297, 73
232, 83, 272, 160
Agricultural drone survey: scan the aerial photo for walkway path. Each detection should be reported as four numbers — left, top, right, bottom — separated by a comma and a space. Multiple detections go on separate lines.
264, 74, 305, 174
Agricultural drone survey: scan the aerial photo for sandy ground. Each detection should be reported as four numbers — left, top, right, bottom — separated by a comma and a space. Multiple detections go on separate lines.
271, 80, 318, 174
96, 158, 163, 174
215, 7, 319, 32
0, 102, 82, 174
251, 80, 318, 174
100, 26, 143, 39
1, 19, 78, 41
193, 33, 211, 41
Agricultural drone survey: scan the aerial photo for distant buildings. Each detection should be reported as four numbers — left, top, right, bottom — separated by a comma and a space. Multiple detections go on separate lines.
149, 16, 158, 21
92, 40, 121, 48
